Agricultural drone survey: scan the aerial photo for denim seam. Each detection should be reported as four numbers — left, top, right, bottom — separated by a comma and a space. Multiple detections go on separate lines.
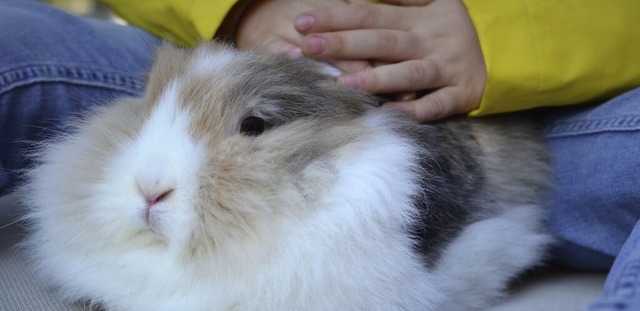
588, 301, 629, 310
0, 64, 144, 96
588, 260, 640, 310
611, 259, 640, 298
545, 115, 640, 138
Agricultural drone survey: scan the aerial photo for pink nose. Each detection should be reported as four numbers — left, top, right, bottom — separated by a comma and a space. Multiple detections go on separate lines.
143, 189, 174, 227
145, 189, 174, 207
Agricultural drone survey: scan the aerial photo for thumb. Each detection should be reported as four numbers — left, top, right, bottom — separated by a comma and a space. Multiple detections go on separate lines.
377, 0, 436, 5
263, 39, 302, 57
384, 88, 459, 123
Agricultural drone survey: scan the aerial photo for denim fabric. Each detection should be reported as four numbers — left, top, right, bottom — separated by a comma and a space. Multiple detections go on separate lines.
0, 1, 160, 195
588, 220, 640, 310
543, 88, 640, 309
544, 88, 640, 270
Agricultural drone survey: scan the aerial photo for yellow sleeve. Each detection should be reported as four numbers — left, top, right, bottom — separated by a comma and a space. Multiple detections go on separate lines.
462, 0, 640, 116
99, 0, 244, 46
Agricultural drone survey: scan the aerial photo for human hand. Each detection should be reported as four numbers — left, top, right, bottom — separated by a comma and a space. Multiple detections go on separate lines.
235, 0, 371, 72
294, 0, 486, 122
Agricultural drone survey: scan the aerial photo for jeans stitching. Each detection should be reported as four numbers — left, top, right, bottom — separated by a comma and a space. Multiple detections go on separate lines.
0, 64, 144, 95
545, 115, 640, 138
588, 301, 628, 311
612, 259, 640, 298
589, 260, 640, 310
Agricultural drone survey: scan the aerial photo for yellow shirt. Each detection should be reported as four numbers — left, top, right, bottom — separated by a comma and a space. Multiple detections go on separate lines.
100, 0, 640, 116
99, 0, 239, 46
463, 0, 640, 115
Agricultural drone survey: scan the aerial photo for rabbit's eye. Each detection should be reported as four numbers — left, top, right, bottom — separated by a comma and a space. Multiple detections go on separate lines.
240, 116, 265, 136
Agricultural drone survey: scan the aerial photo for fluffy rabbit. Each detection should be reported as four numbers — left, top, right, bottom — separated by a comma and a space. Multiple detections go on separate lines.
21, 42, 552, 311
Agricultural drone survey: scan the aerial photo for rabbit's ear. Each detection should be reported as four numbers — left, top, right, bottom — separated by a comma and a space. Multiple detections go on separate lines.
144, 42, 192, 108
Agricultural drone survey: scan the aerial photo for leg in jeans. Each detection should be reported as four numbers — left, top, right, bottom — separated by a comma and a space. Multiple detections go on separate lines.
588, 220, 640, 310
543, 87, 640, 309
0, 1, 161, 196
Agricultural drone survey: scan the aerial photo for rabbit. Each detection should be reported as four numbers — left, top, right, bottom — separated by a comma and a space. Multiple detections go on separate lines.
20, 42, 552, 311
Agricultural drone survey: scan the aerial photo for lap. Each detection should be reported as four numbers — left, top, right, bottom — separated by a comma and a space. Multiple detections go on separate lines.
543, 87, 640, 269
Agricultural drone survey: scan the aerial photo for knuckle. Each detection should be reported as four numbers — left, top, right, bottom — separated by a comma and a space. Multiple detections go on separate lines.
407, 63, 428, 85
406, 35, 422, 58
425, 93, 451, 120
313, 8, 335, 29
330, 34, 347, 54
353, 4, 379, 26
373, 33, 397, 57
430, 98, 447, 118
422, 59, 439, 82
360, 72, 381, 91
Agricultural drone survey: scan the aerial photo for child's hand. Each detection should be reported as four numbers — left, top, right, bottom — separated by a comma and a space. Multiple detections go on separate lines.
295, 0, 486, 122
235, 0, 371, 73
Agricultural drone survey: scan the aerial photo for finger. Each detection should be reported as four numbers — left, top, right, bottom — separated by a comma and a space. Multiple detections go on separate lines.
295, 4, 408, 34
248, 36, 301, 56
338, 60, 442, 94
284, 48, 303, 58
379, 0, 436, 5
384, 87, 463, 122
301, 30, 419, 61
329, 60, 373, 74
392, 91, 417, 101
372, 60, 391, 68
270, 43, 303, 57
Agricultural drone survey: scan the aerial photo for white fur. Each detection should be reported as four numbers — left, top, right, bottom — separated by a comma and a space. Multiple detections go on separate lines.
24, 111, 436, 310
433, 205, 552, 310
191, 46, 236, 76
317, 62, 343, 78
23, 84, 207, 308
111, 80, 205, 242
23, 108, 549, 310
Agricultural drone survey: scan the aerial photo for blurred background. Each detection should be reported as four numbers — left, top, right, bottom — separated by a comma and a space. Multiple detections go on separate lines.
42, 0, 121, 22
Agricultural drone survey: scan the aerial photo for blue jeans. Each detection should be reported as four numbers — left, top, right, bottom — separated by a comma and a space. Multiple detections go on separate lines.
1, 2, 639, 310
543, 88, 640, 310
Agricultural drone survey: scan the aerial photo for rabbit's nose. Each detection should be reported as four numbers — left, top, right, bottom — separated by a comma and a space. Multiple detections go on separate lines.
145, 188, 174, 207
135, 168, 177, 207
142, 188, 174, 230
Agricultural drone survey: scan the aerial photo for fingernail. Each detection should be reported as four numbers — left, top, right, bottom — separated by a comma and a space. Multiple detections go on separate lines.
396, 91, 417, 101
285, 48, 302, 58
295, 15, 315, 32
339, 74, 360, 89
306, 36, 326, 55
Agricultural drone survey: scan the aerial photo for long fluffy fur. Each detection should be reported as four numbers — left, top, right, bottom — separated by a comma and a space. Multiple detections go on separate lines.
21, 42, 552, 310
